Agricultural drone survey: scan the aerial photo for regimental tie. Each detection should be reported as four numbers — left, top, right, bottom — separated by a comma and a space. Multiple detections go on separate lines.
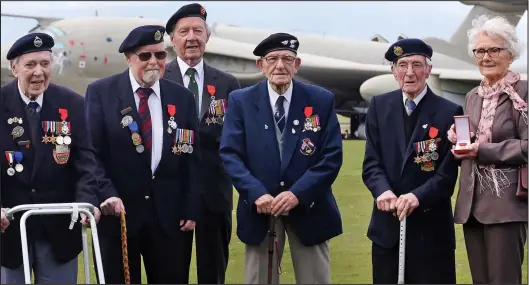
27, 101, 41, 115
405, 98, 416, 115
275, 96, 286, 132
136, 87, 153, 154
185, 67, 200, 114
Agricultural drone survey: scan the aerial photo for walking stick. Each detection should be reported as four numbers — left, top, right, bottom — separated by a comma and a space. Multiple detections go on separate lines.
398, 216, 407, 284
267, 215, 276, 284
120, 211, 130, 284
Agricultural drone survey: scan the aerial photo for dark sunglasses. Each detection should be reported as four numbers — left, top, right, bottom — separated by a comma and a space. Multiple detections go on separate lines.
133, 51, 167, 61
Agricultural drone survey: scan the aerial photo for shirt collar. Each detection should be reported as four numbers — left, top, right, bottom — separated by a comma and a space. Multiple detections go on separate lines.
129, 69, 161, 99
177, 56, 204, 80
17, 80, 43, 106
402, 84, 428, 106
268, 80, 293, 106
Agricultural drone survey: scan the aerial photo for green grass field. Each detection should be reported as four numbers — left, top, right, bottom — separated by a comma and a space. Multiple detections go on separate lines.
77, 140, 527, 284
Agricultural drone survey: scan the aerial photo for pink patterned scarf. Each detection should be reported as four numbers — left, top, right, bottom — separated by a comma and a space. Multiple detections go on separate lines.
472, 70, 528, 197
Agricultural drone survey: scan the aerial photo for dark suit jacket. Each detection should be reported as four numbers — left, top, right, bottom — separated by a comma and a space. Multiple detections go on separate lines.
164, 60, 241, 213
1, 80, 99, 268
219, 79, 343, 246
84, 70, 201, 238
454, 80, 528, 224
362, 87, 463, 255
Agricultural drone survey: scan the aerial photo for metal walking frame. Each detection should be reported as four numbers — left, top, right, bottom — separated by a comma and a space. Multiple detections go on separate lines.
4, 202, 105, 284
397, 216, 407, 284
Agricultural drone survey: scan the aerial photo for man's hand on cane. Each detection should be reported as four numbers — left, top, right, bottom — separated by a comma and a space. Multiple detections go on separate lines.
100, 197, 126, 216
1, 208, 10, 233
395, 193, 419, 221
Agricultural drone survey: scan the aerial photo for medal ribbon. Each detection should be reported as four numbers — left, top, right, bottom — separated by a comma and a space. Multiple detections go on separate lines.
5, 152, 13, 165
304, 107, 313, 118
167, 104, 176, 117
14, 152, 23, 164
58, 108, 68, 121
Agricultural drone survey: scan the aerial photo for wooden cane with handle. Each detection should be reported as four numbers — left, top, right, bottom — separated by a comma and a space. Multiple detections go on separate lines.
120, 211, 130, 284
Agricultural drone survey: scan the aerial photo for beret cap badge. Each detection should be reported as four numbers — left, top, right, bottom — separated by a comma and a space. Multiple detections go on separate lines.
33, 36, 43, 48
393, 46, 403, 57
154, 30, 162, 41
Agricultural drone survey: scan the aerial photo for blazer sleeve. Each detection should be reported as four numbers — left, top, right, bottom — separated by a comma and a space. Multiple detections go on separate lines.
477, 87, 528, 166
183, 92, 202, 221
84, 83, 119, 203
219, 93, 270, 208
289, 93, 343, 210
412, 105, 464, 208
362, 96, 393, 199
69, 95, 100, 208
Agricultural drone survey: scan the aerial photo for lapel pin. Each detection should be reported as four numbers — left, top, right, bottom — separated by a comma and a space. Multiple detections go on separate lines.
292, 128, 296, 134
265, 124, 268, 129
293, 120, 299, 126
423, 124, 428, 129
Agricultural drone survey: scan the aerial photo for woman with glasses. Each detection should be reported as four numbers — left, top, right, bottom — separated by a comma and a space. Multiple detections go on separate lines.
447, 15, 527, 284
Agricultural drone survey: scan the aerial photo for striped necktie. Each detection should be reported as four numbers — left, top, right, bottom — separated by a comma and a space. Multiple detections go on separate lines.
136, 87, 153, 153
186, 68, 199, 114
275, 96, 286, 132
405, 98, 416, 115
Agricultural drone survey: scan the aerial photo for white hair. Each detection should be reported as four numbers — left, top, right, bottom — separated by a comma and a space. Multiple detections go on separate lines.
467, 15, 525, 60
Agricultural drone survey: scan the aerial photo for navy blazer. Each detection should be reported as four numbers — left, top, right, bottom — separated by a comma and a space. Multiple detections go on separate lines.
220, 79, 343, 247
84, 70, 201, 238
362, 87, 463, 253
1, 80, 99, 268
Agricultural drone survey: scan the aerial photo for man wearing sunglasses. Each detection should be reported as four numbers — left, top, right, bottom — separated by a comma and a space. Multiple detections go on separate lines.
163, 3, 241, 284
220, 32, 343, 284
84, 25, 201, 284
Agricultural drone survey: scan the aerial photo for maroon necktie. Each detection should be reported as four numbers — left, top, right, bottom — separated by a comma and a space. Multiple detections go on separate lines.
136, 87, 153, 153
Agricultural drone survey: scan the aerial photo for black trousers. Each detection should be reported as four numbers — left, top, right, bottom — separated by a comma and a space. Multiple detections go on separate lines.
371, 242, 456, 284
95, 199, 194, 284
195, 207, 232, 284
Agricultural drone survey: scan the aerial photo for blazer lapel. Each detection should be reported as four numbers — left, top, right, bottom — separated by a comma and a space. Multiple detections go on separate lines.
401, 90, 437, 175
117, 70, 151, 169
166, 60, 184, 85
31, 92, 58, 180
253, 80, 281, 170
468, 90, 482, 132
280, 82, 306, 175
4, 81, 33, 184
158, 80, 177, 168
386, 92, 406, 156
201, 64, 217, 120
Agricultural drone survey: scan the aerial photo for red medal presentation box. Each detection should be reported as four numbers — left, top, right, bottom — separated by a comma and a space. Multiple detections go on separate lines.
453, 115, 472, 154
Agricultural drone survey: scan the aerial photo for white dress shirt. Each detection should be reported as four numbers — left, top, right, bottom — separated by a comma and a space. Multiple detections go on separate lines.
402, 85, 427, 115
177, 56, 204, 116
18, 81, 43, 109
129, 69, 163, 174
268, 80, 293, 123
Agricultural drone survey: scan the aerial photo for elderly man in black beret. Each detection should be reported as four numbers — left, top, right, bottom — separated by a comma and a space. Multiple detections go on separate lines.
84, 25, 201, 283
362, 38, 463, 283
220, 32, 343, 284
1, 32, 101, 284
163, 3, 241, 284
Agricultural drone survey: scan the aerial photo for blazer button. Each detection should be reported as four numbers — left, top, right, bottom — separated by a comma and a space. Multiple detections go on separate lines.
152, 176, 155, 179
31, 189, 36, 193
310, 202, 315, 208
280, 181, 285, 187
145, 196, 150, 200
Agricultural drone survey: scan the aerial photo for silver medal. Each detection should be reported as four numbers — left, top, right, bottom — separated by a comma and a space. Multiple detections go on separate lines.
11, 126, 24, 138
431, 151, 439, 161
188, 145, 193, 154
136, 145, 144, 153
63, 135, 72, 145
15, 164, 23, 172
169, 120, 177, 129
61, 122, 69, 134
7, 167, 15, 176
7, 118, 13, 124
56, 135, 64, 145
182, 144, 189, 153
121, 115, 133, 128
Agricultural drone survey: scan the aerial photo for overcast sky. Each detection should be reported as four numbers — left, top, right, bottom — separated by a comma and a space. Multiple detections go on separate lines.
1, 1, 527, 64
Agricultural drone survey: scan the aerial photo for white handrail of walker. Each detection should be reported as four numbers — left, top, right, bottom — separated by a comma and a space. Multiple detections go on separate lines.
3, 203, 105, 284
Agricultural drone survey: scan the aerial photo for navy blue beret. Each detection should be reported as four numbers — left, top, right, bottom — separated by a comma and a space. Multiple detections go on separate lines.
119, 25, 166, 53
253, 33, 299, 57
166, 3, 207, 34
384, 38, 433, 63
6, 33, 54, 60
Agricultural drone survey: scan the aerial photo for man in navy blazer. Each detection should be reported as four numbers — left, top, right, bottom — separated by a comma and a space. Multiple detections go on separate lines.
84, 25, 201, 283
220, 32, 343, 284
1, 33, 100, 284
362, 38, 463, 284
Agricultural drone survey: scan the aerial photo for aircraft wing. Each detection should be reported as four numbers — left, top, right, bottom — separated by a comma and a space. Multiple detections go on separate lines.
1, 13, 62, 32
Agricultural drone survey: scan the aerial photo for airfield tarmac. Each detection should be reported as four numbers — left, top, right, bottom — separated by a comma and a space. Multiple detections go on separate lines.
77, 140, 528, 284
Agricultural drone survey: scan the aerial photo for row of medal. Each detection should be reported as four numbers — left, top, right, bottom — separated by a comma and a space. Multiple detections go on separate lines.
172, 128, 195, 155
302, 107, 321, 133
205, 98, 226, 125
413, 138, 441, 171
41, 121, 72, 145
5, 151, 24, 176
